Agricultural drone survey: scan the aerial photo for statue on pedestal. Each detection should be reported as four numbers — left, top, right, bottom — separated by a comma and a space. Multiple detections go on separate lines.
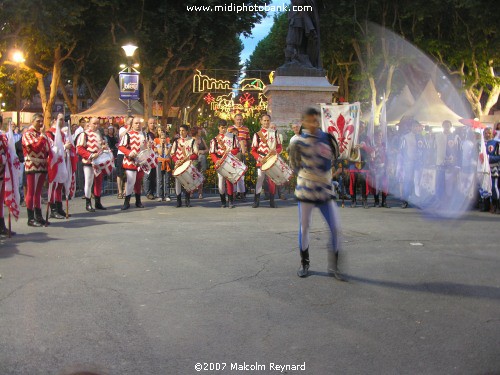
276, 0, 325, 77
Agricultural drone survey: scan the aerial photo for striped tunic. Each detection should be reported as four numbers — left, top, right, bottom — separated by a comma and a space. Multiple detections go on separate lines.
236, 125, 250, 150
289, 129, 340, 203
77, 130, 104, 165
22, 126, 50, 173
118, 130, 148, 171
171, 137, 198, 163
251, 128, 282, 167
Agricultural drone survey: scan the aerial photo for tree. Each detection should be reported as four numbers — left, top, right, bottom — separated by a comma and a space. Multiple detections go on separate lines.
245, 12, 288, 71
410, 0, 499, 117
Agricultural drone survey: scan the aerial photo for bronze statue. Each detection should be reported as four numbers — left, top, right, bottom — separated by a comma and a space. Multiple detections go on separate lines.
285, 0, 321, 68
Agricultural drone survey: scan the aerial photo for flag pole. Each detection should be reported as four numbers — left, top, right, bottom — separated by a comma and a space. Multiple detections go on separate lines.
45, 182, 52, 226
8, 211, 11, 238
66, 196, 69, 219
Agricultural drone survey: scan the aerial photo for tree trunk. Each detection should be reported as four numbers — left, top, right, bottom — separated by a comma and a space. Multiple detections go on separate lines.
43, 47, 63, 127
142, 77, 152, 121
59, 81, 78, 114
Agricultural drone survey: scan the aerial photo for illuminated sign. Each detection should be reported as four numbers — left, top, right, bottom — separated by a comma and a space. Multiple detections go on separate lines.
119, 72, 140, 100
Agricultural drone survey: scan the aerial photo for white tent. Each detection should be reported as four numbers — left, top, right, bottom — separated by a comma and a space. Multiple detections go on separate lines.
387, 85, 415, 124
399, 80, 462, 126
70, 77, 143, 122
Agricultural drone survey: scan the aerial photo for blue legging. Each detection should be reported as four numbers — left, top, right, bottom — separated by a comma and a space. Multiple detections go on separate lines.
298, 200, 340, 253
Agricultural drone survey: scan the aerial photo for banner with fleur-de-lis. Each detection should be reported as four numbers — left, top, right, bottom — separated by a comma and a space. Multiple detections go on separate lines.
320, 103, 360, 160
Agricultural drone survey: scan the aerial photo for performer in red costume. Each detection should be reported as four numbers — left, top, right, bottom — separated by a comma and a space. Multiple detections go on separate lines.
210, 120, 241, 208
46, 115, 75, 218
171, 124, 199, 208
118, 117, 149, 210
76, 117, 108, 212
250, 114, 282, 208
22, 114, 51, 226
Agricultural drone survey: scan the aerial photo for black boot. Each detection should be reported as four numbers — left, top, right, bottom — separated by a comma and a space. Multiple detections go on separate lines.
56, 201, 70, 217
121, 195, 131, 210
252, 193, 261, 208
185, 193, 191, 207
297, 249, 310, 278
362, 198, 368, 209
86, 198, 95, 212
373, 194, 380, 207
35, 208, 49, 226
270, 193, 277, 208
490, 199, 498, 214
176, 194, 182, 207
95, 196, 107, 210
220, 194, 227, 208
135, 193, 144, 208
0, 217, 15, 236
327, 251, 347, 281
27, 209, 42, 227
50, 203, 65, 219
228, 193, 235, 209
382, 194, 390, 208
350, 199, 356, 208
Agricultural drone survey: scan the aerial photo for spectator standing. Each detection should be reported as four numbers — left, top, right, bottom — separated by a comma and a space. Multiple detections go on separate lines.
154, 127, 172, 202
192, 126, 208, 199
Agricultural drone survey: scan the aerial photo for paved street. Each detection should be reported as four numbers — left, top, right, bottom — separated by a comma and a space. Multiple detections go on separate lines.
0, 195, 499, 375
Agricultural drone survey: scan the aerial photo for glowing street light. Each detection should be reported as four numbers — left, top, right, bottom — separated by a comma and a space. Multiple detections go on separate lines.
120, 44, 139, 117
121, 44, 138, 57
11, 49, 25, 126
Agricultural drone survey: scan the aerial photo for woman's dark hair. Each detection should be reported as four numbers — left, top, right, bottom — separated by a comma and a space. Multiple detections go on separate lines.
260, 114, 271, 121
180, 124, 189, 131
218, 119, 227, 127
190, 126, 199, 137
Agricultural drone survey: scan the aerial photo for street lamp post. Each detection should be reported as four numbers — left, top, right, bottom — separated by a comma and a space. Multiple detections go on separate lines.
12, 50, 25, 127
121, 44, 138, 117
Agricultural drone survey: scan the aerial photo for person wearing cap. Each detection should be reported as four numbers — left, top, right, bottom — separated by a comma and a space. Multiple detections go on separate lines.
289, 107, 345, 280
22, 113, 51, 226
210, 120, 241, 208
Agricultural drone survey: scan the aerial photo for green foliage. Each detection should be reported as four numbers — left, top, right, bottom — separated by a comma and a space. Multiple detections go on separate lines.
245, 12, 288, 71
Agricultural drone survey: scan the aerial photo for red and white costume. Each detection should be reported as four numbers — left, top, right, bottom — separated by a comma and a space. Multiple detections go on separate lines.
77, 129, 105, 199
210, 132, 240, 196
171, 136, 199, 195
46, 127, 76, 204
251, 127, 283, 195
22, 126, 50, 210
0, 133, 7, 220
118, 130, 148, 196
235, 125, 250, 193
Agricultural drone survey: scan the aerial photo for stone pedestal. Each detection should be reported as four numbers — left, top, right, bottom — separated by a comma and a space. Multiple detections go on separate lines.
263, 75, 338, 130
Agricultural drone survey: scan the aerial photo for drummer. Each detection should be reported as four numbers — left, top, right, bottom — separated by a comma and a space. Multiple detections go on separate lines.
210, 120, 241, 208
76, 117, 108, 212
118, 116, 149, 210
250, 114, 282, 208
171, 124, 199, 208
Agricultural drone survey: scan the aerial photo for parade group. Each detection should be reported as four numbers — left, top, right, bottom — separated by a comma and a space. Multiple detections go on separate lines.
1, 108, 499, 278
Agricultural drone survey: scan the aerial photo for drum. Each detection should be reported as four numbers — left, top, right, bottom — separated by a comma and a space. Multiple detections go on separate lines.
173, 160, 204, 193
215, 152, 247, 184
136, 149, 158, 174
92, 151, 114, 177
261, 154, 293, 186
